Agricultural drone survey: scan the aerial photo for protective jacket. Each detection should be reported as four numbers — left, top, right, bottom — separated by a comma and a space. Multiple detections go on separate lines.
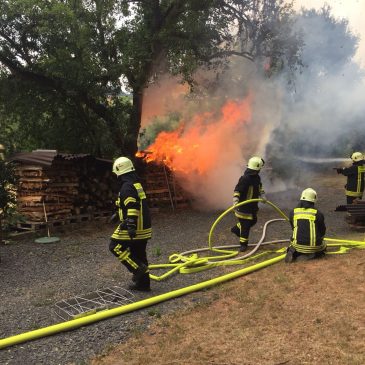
289, 202, 326, 253
340, 160, 365, 198
111, 173, 152, 241
233, 168, 264, 220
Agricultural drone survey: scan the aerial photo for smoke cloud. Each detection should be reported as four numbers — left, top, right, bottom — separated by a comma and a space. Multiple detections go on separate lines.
140, 5, 365, 210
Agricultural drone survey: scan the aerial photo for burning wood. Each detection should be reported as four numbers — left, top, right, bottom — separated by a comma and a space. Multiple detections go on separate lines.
135, 153, 191, 210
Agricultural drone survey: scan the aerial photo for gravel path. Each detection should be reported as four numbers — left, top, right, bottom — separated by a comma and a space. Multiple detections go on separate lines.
0, 169, 360, 364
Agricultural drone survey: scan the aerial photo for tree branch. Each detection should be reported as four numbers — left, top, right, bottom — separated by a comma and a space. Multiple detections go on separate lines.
0, 53, 118, 131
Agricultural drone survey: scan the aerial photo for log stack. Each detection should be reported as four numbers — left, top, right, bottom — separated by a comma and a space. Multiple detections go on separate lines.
12, 153, 117, 229
12, 150, 190, 230
15, 161, 78, 221
139, 159, 191, 210
336, 200, 365, 228
72, 159, 117, 216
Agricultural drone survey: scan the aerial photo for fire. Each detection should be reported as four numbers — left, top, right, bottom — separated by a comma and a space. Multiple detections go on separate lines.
138, 94, 253, 175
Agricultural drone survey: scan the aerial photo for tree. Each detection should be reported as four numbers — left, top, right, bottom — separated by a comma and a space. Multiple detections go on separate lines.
0, 160, 16, 243
0, 0, 300, 157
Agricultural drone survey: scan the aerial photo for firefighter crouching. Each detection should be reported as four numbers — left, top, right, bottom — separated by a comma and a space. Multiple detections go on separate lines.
336, 152, 365, 204
109, 157, 152, 292
285, 188, 326, 263
231, 156, 266, 252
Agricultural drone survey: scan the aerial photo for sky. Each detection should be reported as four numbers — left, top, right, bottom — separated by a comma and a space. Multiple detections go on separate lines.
294, 0, 365, 66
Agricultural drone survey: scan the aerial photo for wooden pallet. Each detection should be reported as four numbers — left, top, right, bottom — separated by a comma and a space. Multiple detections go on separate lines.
17, 219, 70, 231
339, 200, 365, 227
16, 210, 112, 231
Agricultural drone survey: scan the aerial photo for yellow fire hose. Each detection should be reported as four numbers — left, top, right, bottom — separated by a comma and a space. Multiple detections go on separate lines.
149, 199, 289, 280
0, 253, 285, 350
1, 199, 364, 350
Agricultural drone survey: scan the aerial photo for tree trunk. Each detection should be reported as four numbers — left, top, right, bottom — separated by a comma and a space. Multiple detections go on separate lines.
123, 89, 144, 159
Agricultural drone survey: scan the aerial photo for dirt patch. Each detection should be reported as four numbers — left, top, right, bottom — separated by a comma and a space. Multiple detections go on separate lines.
91, 251, 365, 365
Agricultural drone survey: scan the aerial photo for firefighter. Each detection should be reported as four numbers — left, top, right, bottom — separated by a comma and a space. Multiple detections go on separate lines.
285, 188, 326, 263
109, 157, 152, 292
336, 152, 365, 204
231, 156, 265, 252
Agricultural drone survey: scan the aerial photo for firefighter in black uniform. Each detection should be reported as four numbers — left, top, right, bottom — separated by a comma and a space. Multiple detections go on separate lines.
231, 156, 265, 252
109, 157, 152, 292
285, 188, 326, 263
336, 152, 365, 204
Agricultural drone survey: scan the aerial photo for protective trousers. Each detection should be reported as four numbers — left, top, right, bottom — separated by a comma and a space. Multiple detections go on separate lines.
231, 215, 257, 245
238, 216, 257, 244
109, 238, 150, 288
346, 195, 361, 205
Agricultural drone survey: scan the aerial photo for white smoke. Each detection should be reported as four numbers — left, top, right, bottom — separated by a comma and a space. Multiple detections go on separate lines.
141, 5, 365, 210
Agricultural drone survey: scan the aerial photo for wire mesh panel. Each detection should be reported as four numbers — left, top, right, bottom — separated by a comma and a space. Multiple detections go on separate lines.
54, 286, 135, 321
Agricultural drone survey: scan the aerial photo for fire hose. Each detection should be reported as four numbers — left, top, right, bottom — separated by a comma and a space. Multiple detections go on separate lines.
1, 199, 364, 350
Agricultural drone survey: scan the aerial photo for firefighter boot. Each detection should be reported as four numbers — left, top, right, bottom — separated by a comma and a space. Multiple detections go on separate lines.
285, 247, 297, 263
231, 225, 240, 237
129, 272, 151, 292
239, 243, 248, 252
129, 264, 151, 292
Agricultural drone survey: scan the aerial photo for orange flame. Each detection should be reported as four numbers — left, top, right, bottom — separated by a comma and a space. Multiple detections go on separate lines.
139, 94, 253, 175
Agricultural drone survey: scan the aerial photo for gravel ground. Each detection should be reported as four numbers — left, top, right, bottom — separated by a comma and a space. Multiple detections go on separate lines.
0, 168, 361, 365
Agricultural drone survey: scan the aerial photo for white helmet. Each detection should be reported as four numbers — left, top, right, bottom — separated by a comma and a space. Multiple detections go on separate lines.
112, 157, 135, 176
351, 152, 363, 162
247, 156, 265, 171
300, 188, 317, 203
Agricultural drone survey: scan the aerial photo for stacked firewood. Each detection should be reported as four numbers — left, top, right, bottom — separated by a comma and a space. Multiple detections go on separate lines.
73, 160, 117, 215
15, 161, 78, 221
345, 200, 365, 227
15, 159, 117, 222
336, 200, 365, 227
140, 160, 191, 209
15, 155, 190, 224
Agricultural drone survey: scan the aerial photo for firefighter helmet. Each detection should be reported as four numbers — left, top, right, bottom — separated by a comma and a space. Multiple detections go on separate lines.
300, 188, 317, 203
112, 157, 135, 176
351, 152, 363, 162
247, 156, 265, 171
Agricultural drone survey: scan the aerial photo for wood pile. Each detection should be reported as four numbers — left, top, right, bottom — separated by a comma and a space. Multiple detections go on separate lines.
16, 161, 77, 221
139, 160, 191, 210
336, 200, 365, 228
15, 158, 117, 226
14, 152, 190, 230
73, 160, 117, 215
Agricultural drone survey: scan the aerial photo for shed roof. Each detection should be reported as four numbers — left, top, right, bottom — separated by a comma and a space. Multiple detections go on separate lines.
8, 150, 111, 167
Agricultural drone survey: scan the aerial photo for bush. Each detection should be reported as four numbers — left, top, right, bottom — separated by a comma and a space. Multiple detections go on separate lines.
0, 161, 18, 240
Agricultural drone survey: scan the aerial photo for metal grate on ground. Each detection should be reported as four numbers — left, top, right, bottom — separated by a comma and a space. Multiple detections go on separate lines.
54, 286, 135, 321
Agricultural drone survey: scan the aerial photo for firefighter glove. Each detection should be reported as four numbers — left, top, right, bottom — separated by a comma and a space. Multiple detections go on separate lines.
126, 218, 137, 239
233, 196, 239, 206
109, 212, 119, 223
336, 168, 343, 174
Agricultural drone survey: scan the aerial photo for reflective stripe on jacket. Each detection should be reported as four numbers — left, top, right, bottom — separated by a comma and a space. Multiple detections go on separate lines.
111, 177, 152, 241
342, 162, 365, 197
233, 169, 264, 219
290, 207, 326, 253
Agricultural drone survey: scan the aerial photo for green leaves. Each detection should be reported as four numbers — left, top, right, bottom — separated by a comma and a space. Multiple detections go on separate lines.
0, 160, 16, 218
0, 0, 302, 157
